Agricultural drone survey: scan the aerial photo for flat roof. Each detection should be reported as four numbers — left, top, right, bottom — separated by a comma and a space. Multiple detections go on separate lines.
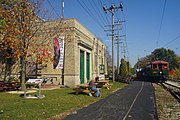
151, 60, 168, 64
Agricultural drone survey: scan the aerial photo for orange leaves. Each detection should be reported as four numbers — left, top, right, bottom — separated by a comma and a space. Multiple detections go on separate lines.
35, 47, 52, 63
0, 0, 37, 61
0, 0, 64, 66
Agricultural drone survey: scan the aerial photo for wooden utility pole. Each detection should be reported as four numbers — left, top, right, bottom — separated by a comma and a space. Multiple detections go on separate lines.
103, 2, 123, 82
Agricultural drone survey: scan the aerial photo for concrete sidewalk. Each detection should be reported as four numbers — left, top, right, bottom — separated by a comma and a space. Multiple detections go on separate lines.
64, 81, 158, 120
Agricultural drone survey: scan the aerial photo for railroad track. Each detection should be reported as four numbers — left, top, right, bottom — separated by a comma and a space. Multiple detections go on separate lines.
165, 80, 180, 89
157, 80, 180, 103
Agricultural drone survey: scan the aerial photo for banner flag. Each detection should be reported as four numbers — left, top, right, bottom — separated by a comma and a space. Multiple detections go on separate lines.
53, 36, 64, 69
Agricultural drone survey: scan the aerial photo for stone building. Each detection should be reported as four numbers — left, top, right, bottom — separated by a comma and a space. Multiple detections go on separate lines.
0, 18, 107, 87
35, 18, 107, 87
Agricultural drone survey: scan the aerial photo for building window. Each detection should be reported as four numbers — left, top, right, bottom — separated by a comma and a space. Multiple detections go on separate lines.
95, 54, 97, 71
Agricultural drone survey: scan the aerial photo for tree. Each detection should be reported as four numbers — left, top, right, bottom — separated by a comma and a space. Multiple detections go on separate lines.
127, 61, 134, 76
173, 68, 180, 80
134, 48, 180, 70
120, 58, 128, 79
0, 0, 68, 90
177, 56, 180, 68
150, 48, 179, 69
105, 46, 112, 75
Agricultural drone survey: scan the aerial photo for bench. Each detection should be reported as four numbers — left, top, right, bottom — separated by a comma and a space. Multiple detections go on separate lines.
96, 80, 111, 89
0, 82, 21, 91
73, 84, 95, 96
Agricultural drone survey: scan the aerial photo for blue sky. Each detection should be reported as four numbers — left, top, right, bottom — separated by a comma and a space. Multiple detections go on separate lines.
42, 0, 180, 67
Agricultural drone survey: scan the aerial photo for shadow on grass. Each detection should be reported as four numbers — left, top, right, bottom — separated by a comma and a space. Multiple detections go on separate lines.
68, 91, 91, 96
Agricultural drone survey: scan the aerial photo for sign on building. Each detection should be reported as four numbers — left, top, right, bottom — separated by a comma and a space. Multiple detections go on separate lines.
99, 64, 105, 74
53, 36, 64, 69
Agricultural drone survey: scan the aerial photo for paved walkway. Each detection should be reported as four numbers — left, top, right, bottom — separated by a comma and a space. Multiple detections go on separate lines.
64, 81, 158, 120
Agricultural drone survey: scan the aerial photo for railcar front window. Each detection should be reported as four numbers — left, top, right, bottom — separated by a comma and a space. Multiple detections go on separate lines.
158, 64, 162, 70
163, 64, 168, 69
153, 64, 157, 69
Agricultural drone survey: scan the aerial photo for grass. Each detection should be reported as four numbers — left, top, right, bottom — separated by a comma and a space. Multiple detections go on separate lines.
0, 81, 126, 120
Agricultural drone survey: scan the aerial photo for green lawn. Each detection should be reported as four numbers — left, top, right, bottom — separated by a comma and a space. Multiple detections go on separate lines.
0, 81, 126, 120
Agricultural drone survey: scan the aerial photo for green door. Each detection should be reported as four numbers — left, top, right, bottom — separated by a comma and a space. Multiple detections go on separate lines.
86, 53, 90, 81
80, 50, 84, 84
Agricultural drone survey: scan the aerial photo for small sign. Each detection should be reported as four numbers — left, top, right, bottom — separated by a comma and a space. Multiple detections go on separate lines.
99, 64, 105, 74
99, 74, 105, 80
25, 78, 45, 99
26, 79, 43, 84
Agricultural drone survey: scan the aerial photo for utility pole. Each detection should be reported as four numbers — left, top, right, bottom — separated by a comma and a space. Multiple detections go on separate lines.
61, 0, 65, 85
103, 2, 123, 82
115, 34, 126, 72
116, 20, 120, 75
123, 42, 126, 59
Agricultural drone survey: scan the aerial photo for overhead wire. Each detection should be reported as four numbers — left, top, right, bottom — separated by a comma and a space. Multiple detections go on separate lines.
45, 0, 77, 37
88, 0, 107, 26
115, 1, 122, 21
53, 0, 61, 16
120, 7, 130, 63
163, 35, 180, 47
98, 0, 110, 24
109, 0, 112, 4
91, 0, 109, 25
46, 0, 110, 40
77, 0, 104, 30
115, 11, 120, 21
47, 0, 60, 19
156, 0, 167, 48
81, 0, 105, 29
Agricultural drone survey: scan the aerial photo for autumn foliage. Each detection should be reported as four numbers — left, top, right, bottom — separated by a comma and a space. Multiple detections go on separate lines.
0, 0, 57, 65
1, 0, 34, 59
0, 0, 55, 84
0, 0, 72, 87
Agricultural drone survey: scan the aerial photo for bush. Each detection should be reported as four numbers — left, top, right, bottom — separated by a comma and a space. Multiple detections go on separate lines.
7, 77, 20, 82
173, 68, 180, 80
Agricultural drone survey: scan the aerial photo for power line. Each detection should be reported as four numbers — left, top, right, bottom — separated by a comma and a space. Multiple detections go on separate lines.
115, 11, 120, 21
109, 0, 113, 4
91, 0, 109, 25
47, 0, 60, 18
88, 0, 107, 26
163, 35, 180, 47
119, 9, 130, 63
115, 2, 122, 21
77, 0, 104, 30
156, 0, 167, 48
80, 0, 105, 29
98, 0, 110, 24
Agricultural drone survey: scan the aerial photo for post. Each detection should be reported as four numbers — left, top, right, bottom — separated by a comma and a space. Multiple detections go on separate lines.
117, 20, 120, 75
61, 0, 64, 20
39, 83, 41, 98
111, 7, 115, 82
61, 1, 65, 85
24, 82, 26, 97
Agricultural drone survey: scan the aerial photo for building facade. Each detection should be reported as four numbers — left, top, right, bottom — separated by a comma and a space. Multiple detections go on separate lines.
36, 18, 107, 87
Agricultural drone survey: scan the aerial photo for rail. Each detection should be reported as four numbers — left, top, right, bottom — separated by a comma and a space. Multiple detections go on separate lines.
158, 81, 180, 103
164, 82, 180, 90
